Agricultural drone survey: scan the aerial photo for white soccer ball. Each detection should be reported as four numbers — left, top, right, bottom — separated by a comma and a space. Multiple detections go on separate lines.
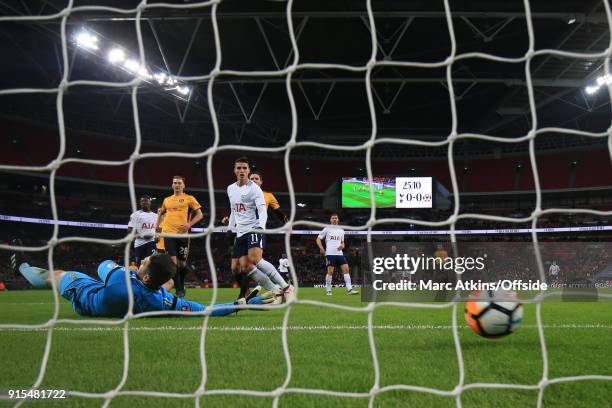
464, 288, 523, 338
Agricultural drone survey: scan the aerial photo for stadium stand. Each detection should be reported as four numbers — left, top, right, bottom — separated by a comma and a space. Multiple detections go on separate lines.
3, 122, 611, 192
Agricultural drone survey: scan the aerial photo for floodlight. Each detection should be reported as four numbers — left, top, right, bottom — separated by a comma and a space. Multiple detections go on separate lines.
153, 72, 167, 84
585, 85, 600, 95
107, 48, 125, 64
176, 85, 190, 95
124, 59, 140, 72
75, 31, 99, 50
138, 67, 152, 79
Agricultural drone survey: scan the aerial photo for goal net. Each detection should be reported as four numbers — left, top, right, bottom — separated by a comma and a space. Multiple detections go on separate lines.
1, 0, 612, 407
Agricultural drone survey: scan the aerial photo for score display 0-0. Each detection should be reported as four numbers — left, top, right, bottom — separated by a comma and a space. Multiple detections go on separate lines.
395, 177, 433, 208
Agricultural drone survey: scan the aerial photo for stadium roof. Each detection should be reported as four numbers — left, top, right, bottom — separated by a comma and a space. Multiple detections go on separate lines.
0, 0, 610, 158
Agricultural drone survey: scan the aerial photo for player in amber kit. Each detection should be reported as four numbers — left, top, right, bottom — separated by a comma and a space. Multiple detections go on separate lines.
155, 175, 203, 297
249, 172, 288, 224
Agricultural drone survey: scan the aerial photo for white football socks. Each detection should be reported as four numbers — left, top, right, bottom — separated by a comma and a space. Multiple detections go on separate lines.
247, 267, 276, 291
325, 274, 332, 292
343, 273, 353, 291
257, 259, 288, 289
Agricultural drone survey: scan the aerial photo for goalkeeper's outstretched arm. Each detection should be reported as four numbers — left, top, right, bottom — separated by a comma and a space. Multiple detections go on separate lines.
18, 256, 277, 318
172, 289, 276, 316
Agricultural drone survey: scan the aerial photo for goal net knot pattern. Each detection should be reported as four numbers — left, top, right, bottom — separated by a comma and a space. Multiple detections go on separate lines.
0, 0, 612, 407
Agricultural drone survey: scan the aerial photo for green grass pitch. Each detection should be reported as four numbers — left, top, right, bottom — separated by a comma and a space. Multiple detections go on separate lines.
342, 182, 396, 208
1, 288, 611, 407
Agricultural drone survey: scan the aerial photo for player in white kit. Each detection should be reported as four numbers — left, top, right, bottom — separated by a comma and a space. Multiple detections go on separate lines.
316, 213, 359, 296
549, 261, 560, 282
227, 157, 295, 303
127, 196, 158, 265
278, 253, 291, 284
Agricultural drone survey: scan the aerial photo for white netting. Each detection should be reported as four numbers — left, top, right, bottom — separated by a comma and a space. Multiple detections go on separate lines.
1, 0, 612, 407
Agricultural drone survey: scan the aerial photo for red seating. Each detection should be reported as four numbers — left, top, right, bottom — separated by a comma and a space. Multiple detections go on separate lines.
573, 150, 612, 188
3, 121, 610, 192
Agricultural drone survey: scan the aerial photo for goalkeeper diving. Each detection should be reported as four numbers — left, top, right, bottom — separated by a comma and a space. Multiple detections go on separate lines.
17, 253, 274, 318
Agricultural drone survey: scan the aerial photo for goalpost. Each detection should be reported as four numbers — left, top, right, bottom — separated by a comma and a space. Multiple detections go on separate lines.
1, 0, 612, 407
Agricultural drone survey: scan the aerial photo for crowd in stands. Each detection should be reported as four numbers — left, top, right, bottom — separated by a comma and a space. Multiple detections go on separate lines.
1, 217, 610, 291
4, 121, 612, 193
0, 166, 610, 291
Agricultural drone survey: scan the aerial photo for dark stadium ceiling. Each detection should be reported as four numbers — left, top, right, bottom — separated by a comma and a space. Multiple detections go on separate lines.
0, 0, 610, 158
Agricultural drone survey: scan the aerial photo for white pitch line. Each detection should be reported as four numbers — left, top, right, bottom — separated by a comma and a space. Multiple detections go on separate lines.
1, 324, 612, 332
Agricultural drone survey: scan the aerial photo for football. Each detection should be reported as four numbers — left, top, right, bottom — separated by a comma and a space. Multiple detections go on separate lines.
465, 289, 524, 338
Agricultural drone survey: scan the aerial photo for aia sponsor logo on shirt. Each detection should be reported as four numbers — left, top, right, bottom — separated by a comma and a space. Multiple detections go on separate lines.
329, 235, 341, 240
234, 203, 247, 212
141, 223, 155, 229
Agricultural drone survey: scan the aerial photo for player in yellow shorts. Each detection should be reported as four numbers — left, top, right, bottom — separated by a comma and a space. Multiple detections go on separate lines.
155, 175, 203, 297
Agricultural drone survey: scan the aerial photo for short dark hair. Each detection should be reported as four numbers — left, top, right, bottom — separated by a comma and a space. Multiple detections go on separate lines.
234, 156, 250, 167
173, 175, 185, 182
146, 253, 176, 289
250, 170, 262, 179
140, 195, 151, 200
330, 213, 339, 218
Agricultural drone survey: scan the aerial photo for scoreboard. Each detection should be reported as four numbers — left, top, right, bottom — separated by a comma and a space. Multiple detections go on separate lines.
395, 177, 433, 208
341, 176, 435, 209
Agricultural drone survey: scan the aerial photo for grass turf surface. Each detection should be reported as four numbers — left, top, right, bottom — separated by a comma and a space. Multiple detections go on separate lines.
1, 288, 611, 407
341, 182, 396, 208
